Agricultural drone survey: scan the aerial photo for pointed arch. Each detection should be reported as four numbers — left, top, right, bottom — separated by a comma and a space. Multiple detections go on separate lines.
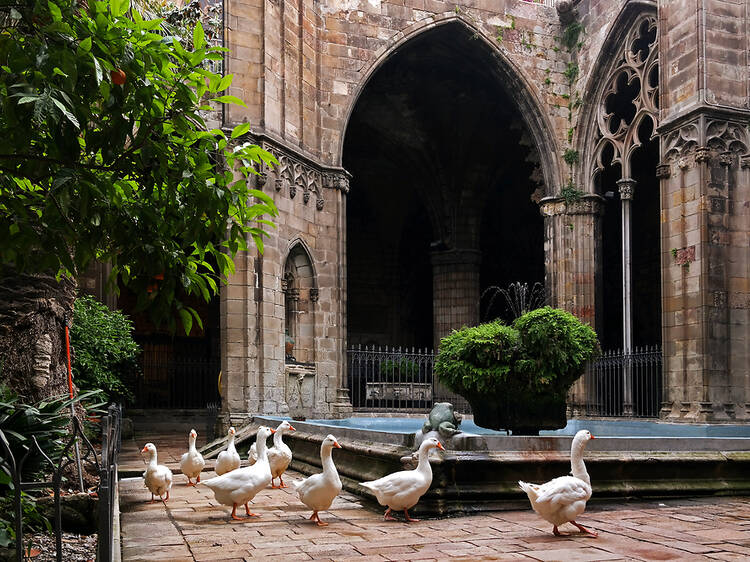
283, 238, 318, 364
578, 1, 659, 190
338, 14, 562, 195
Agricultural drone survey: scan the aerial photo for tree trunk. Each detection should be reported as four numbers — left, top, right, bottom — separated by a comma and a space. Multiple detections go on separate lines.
0, 267, 77, 402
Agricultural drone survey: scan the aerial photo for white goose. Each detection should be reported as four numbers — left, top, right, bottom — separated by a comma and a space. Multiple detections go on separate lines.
215, 426, 241, 476
179, 428, 205, 486
202, 425, 275, 521
295, 434, 342, 526
249, 420, 295, 488
141, 443, 173, 502
519, 429, 598, 537
360, 437, 444, 522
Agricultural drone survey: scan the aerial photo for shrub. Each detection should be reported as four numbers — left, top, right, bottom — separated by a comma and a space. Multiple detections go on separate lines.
433, 320, 519, 395
434, 307, 598, 401
379, 358, 420, 382
71, 295, 140, 402
513, 307, 599, 399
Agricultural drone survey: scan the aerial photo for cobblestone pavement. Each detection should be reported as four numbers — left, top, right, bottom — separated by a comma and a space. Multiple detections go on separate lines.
119, 436, 750, 561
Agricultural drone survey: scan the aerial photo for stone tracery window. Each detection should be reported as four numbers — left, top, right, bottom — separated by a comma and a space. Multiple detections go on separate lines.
591, 14, 659, 182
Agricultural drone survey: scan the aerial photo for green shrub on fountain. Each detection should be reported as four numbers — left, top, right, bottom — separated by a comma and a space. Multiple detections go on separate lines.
434, 307, 598, 435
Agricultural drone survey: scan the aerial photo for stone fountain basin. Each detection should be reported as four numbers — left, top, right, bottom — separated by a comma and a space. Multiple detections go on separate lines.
250, 416, 750, 516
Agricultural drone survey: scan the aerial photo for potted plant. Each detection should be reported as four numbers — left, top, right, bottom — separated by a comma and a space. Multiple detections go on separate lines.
434, 307, 598, 434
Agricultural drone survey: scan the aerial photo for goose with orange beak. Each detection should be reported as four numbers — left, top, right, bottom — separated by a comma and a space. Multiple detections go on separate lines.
202, 425, 275, 521
295, 434, 343, 526
519, 429, 598, 537
141, 443, 173, 502
360, 437, 445, 522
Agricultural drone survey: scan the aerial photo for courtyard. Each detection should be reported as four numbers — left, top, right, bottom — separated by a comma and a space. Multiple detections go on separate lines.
118, 433, 750, 562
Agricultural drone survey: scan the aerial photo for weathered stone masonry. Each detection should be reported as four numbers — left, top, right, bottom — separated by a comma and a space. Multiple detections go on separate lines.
218, 0, 750, 423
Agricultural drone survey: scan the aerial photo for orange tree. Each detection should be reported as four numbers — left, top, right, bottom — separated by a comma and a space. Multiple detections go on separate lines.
0, 0, 276, 399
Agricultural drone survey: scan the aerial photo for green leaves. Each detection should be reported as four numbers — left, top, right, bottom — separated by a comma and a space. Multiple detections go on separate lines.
0, 0, 278, 333
435, 307, 598, 398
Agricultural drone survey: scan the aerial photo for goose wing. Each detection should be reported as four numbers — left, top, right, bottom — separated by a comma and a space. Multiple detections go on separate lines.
535, 476, 590, 506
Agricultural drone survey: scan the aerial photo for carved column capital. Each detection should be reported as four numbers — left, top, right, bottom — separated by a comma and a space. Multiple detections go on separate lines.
695, 147, 711, 163
718, 151, 733, 167
742, 155, 750, 169
539, 195, 604, 216
256, 171, 267, 188
655, 163, 671, 179
309, 288, 319, 303
617, 178, 636, 200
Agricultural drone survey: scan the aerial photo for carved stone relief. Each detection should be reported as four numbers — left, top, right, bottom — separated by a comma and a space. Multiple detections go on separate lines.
251, 139, 351, 211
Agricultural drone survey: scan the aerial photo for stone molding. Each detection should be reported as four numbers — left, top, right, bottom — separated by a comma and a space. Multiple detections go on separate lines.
539, 194, 605, 217
617, 178, 636, 200
429, 248, 482, 267
234, 133, 352, 211
662, 115, 750, 165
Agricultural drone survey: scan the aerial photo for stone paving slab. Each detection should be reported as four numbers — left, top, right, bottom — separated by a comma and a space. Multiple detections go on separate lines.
119, 468, 750, 560
119, 434, 750, 561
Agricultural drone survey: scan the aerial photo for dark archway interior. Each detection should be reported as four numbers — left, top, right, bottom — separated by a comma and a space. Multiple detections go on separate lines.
631, 125, 661, 348
595, 127, 661, 352
343, 23, 545, 347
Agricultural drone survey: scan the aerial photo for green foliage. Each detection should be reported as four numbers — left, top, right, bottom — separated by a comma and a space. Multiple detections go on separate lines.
71, 295, 140, 402
0, 384, 100, 480
561, 180, 584, 204
0, 490, 51, 548
563, 62, 579, 84
434, 321, 519, 395
562, 149, 579, 166
0, 0, 278, 332
434, 308, 598, 401
561, 21, 584, 51
379, 358, 420, 382
513, 307, 598, 398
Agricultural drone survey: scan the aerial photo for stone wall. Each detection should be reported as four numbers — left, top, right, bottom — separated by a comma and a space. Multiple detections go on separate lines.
216, 0, 750, 422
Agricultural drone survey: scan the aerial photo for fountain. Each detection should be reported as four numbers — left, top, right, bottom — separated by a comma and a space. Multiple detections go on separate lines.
239, 410, 750, 516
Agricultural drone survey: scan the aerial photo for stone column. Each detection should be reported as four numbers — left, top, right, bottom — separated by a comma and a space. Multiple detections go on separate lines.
539, 195, 605, 415
430, 249, 481, 350
617, 178, 636, 416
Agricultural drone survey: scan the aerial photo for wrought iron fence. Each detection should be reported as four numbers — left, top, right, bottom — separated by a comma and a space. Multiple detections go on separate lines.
0, 403, 122, 562
346, 345, 472, 414
583, 346, 663, 418
134, 339, 220, 408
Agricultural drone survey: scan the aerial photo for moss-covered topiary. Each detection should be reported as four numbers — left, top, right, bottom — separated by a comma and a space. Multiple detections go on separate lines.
434, 307, 599, 434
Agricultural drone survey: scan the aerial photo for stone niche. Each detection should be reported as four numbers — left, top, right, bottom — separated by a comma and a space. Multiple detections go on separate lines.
284, 362, 316, 420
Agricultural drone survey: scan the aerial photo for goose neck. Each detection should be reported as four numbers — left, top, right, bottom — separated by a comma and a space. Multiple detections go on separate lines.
570, 443, 590, 485
272, 430, 284, 447
255, 434, 269, 459
188, 436, 197, 451
415, 445, 433, 474
321, 445, 337, 476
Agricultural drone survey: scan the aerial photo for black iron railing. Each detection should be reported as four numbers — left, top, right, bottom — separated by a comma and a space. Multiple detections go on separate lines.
134, 340, 220, 409
346, 345, 471, 414
584, 346, 663, 418
0, 403, 122, 562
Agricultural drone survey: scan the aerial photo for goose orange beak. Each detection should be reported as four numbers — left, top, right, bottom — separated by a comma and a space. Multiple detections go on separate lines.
141, 446, 148, 453
289, 425, 296, 431
590, 435, 596, 439
436, 442, 446, 451
270, 428, 276, 434
334, 441, 342, 449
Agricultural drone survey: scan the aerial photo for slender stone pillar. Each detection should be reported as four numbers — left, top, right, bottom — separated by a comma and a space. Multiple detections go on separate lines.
617, 178, 636, 415
430, 249, 481, 350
